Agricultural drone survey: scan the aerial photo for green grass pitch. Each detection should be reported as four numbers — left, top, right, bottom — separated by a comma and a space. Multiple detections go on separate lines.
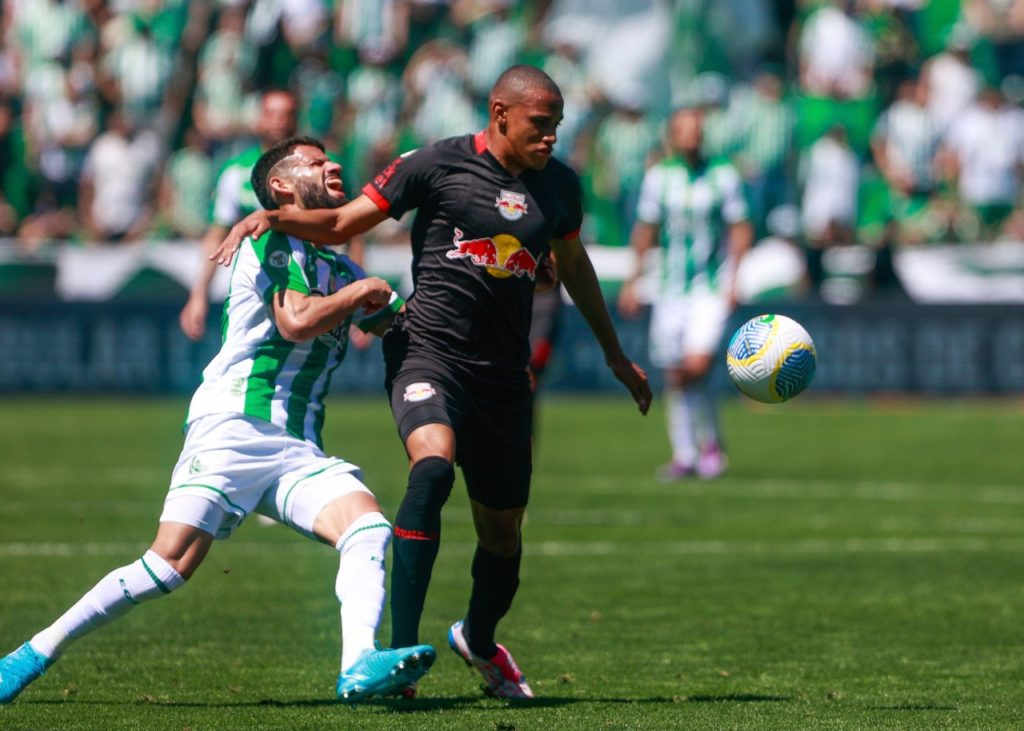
0, 395, 1022, 730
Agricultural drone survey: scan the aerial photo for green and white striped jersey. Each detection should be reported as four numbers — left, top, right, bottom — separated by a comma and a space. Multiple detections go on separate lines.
210, 145, 262, 228
186, 231, 402, 448
636, 156, 749, 297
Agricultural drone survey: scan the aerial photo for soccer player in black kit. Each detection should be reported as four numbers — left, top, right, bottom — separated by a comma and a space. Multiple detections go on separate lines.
215, 65, 652, 698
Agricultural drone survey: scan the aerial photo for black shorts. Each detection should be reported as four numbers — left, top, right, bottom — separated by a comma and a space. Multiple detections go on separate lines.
384, 339, 533, 511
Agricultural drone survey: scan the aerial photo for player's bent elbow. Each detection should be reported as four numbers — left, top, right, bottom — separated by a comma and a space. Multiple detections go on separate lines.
275, 322, 307, 342
274, 313, 315, 343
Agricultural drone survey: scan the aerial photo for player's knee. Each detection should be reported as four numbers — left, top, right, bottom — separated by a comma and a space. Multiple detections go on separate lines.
474, 512, 523, 557
404, 456, 455, 514
478, 533, 521, 558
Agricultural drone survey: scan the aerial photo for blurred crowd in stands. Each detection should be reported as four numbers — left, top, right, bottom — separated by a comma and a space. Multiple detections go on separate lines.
1, 0, 1023, 297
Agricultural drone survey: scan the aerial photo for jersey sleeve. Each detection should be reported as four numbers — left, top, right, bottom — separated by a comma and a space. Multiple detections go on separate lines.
210, 165, 248, 227
718, 164, 750, 225
361, 147, 438, 220
250, 232, 310, 303
635, 165, 665, 225
553, 165, 584, 240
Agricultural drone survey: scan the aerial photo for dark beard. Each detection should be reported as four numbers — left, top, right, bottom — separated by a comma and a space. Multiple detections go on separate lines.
295, 180, 345, 210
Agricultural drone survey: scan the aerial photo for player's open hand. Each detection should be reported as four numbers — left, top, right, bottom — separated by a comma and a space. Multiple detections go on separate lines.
212, 211, 272, 266
609, 357, 652, 415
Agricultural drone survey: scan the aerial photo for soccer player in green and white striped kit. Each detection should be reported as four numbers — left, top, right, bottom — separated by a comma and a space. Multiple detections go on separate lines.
0, 136, 436, 705
619, 106, 754, 482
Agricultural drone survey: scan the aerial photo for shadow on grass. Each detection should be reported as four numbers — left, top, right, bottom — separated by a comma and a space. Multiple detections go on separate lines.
685, 694, 791, 703
20, 695, 573, 711
23, 692, 791, 711
868, 704, 958, 712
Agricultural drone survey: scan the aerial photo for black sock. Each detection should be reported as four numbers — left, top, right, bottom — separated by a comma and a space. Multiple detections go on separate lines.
465, 543, 522, 659
389, 456, 455, 648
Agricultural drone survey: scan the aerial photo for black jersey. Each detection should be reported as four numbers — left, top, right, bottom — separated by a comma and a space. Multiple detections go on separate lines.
363, 132, 583, 373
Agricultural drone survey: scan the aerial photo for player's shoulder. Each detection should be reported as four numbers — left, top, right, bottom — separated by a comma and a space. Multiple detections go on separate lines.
418, 133, 479, 166
707, 155, 739, 172
247, 230, 301, 260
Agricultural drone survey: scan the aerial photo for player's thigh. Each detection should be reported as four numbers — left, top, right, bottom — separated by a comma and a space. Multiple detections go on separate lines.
164, 413, 289, 540
387, 357, 467, 447
259, 446, 375, 544
684, 291, 730, 357
457, 384, 533, 512
649, 294, 729, 370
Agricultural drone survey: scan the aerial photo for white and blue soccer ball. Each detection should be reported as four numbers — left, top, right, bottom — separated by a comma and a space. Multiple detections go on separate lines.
726, 314, 817, 404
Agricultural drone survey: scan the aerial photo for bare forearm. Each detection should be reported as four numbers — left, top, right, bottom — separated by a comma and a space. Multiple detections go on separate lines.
264, 208, 349, 244
557, 247, 626, 362
275, 278, 392, 342
276, 288, 365, 341
267, 200, 387, 246
190, 226, 228, 297
627, 222, 658, 282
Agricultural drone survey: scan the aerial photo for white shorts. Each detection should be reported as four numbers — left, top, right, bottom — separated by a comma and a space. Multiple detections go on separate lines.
649, 290, 730, 368
160, 413, 371, 540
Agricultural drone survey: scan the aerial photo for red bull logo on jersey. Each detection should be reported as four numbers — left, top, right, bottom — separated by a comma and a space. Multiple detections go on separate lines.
447, 228, 538, 280
495, 190, 528, 221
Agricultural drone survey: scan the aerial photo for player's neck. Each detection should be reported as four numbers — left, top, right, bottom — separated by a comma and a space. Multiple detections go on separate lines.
482, 130, 526, 177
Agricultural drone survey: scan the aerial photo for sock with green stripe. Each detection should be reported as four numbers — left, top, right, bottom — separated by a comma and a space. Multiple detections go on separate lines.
336, 512, 392, 672
28, 550, 185, 660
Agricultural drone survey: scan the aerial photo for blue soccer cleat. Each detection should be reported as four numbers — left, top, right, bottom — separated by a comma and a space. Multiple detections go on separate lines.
0, 642, 52, 704
448, 621, 533, 698
336, 644, 436, 703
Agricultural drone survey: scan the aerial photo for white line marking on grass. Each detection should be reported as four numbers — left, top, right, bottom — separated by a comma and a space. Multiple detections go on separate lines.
567, 475, 1024, 504
6, 466, 169, 488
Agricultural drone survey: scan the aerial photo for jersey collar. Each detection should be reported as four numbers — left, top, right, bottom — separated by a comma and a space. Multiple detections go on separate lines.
473, 130, 488, 154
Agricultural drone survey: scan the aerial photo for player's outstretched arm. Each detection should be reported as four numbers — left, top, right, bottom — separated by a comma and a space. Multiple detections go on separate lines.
551, 236, 652, 415
212, 195, 390, 267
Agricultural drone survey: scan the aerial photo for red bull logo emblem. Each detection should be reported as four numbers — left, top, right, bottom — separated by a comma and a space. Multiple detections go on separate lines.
495, 189, 528, 221
447, 228, 538, 280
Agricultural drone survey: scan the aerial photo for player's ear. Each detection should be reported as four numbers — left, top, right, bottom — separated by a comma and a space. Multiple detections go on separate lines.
268, 174, 292, 205
492, 100, 508, 131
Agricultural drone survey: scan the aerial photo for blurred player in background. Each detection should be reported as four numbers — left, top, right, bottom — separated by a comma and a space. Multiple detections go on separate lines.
0, 136, 436, 706
178, 89, 299, 341
528, 265, 563, 391
213, 64, 652, 699
527, 262, 564, 444
619, 106, 753, 482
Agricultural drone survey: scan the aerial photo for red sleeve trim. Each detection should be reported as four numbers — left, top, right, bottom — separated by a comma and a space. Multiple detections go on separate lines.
473, 130, 488, 154
362, 183, 391, 212
560, 227, 581, 240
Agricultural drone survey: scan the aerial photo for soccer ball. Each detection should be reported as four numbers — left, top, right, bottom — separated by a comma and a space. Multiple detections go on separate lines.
726, 314, 817, 403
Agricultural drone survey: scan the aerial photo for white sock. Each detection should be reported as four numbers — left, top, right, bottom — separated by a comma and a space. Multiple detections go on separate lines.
29, 550, 185, 660
335, 512, 392, 672
667, 388, 699, 466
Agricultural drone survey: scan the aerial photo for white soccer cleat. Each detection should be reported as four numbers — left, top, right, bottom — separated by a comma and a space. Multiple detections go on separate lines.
447, 620, 533, 699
